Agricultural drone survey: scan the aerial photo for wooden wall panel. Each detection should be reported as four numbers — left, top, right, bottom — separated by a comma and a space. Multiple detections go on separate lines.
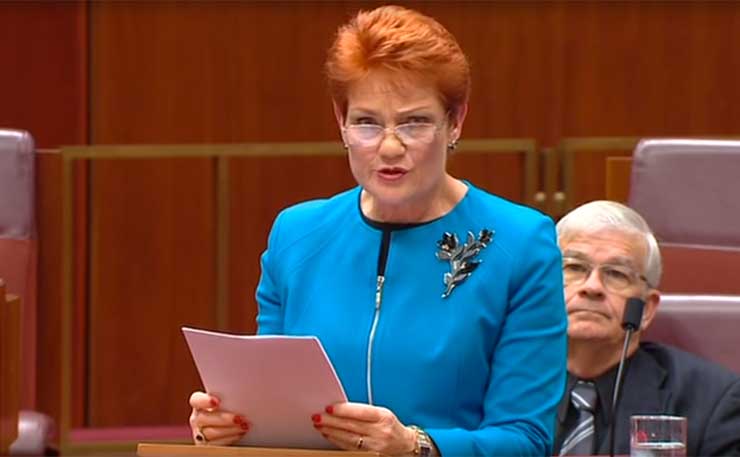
34, 152, 64, 427
0, 2, 87, 148
87, 159, 216, 426
569, 149, 633, 209
89, 2, 351, 143
447, 153, 526, 203
605, 157, 633, 203
561, 3, 740, 137
37, 155, 89, 431
89, 2, 567, 144
91, 2, 740, 145
433, 2, 566, 145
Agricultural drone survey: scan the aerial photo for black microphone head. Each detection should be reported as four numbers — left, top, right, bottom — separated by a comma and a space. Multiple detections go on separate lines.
622, 297, 645, 330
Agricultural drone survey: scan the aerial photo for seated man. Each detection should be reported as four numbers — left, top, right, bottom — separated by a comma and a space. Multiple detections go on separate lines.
553, 200, 740, 456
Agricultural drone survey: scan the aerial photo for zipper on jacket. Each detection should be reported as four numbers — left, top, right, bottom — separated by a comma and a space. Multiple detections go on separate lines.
366, 228, 391, 405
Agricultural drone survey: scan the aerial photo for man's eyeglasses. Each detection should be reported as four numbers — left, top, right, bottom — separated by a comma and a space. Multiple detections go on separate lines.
342, 121, 444, 150
562, 257, 649, 292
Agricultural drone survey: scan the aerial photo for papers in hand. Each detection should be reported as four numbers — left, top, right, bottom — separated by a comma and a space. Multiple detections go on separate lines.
182, 327, 347, 449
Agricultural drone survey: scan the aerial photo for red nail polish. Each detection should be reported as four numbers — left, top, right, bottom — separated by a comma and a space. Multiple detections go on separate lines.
210, 397, 220, 407
311, 414, 321, 423
313, 423, 323, 429
241, 422, 249, 430
233, 416, 243, 425
325, 405, 334, 414
321, 433, 328, 438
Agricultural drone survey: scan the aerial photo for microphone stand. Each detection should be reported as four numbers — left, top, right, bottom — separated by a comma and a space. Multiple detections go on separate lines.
609, 327, 636, 457
608, 297, 645, 457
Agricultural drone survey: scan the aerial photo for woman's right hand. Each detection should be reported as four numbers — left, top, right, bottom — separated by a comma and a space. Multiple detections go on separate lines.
189, 391, 250, 446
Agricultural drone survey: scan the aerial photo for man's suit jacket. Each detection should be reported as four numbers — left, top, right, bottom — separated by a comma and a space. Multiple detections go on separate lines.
556, 342, 740, 456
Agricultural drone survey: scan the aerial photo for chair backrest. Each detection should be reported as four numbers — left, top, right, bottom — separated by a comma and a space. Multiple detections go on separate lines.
0, 128, 37, 409
643, 294, 740, 375
628, 138, 740, 293
0, 129, 34, 239
629, 138, 740, 248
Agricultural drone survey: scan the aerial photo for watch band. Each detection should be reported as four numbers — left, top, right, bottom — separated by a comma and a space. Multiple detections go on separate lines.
409, 425, 433, 457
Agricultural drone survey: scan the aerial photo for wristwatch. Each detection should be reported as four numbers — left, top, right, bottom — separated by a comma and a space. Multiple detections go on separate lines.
409, 425, 433, 457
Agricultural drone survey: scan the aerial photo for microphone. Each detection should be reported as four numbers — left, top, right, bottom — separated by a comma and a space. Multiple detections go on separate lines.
608, 297, 646, 457
622, 297, 645, 331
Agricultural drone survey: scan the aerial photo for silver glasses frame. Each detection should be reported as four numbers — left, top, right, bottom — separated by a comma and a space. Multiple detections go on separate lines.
341, 117, 449, 150
562, 256, 650, 292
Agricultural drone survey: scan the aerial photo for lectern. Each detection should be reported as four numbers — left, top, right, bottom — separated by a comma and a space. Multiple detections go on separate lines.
137, 443, 384, 456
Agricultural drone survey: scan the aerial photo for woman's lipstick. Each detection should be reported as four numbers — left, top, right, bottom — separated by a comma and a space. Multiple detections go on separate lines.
377, 167, 408, 181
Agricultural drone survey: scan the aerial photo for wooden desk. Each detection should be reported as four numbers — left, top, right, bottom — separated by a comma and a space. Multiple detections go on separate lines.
138, 443, 383, 456
1, 280, 21, 454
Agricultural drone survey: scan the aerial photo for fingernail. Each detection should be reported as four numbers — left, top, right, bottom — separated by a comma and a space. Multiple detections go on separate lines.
241, 422, 249, 430
325, 405, 334, 414
313, 423, 323, 429
311, 414, 321, 423
210, 397, 220, 407
321, 433, 328, 438
233, 416, 243, 425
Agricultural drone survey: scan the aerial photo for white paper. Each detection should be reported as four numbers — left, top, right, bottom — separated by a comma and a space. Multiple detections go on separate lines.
182, 327, 347, 449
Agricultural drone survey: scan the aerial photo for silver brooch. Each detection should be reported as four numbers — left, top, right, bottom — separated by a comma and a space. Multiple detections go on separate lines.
436, 229, 494, 298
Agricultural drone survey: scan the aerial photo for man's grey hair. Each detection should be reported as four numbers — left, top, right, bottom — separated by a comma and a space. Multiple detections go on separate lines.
556, 200, 662, 288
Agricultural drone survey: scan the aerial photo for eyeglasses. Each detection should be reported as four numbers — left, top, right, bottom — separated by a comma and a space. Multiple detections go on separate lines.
562, 257, 649, 292
342, 120, 444, 150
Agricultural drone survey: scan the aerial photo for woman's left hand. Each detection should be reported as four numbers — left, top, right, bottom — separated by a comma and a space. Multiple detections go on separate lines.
312, 402, 417, 456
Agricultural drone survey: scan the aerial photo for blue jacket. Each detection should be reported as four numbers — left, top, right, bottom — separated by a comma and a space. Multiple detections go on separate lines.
257, 183, 567, 456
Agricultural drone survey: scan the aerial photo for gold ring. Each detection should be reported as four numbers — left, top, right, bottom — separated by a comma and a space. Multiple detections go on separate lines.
195, 426, 207, 444
356, 436, 364, 449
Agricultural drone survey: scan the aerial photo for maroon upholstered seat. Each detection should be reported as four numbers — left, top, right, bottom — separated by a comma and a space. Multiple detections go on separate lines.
0, 128, 57, 454
628, 139, 740, 293
629, 138, 740, 248
659, 245, 740, 295
0, 128, 37, 409
643, 294, 740, 375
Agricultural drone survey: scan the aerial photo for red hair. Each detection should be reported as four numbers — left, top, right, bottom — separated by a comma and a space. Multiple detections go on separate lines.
326, 5, 471, 118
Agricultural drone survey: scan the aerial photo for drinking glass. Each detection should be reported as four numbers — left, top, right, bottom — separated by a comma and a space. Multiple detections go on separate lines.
630, 415, 687, 457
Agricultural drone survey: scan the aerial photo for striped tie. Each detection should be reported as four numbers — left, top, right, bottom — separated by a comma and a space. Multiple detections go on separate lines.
560, 380, 598, 456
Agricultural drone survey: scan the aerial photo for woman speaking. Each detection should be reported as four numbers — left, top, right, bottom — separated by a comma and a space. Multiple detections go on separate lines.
188, 5, 567, 456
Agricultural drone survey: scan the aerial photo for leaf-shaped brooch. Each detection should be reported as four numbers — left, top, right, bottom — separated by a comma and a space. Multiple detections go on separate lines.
436, 229, 494, 298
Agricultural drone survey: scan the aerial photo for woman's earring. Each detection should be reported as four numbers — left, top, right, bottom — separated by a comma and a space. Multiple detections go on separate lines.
447, 140, 458, 151
343, 143, 349, 151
